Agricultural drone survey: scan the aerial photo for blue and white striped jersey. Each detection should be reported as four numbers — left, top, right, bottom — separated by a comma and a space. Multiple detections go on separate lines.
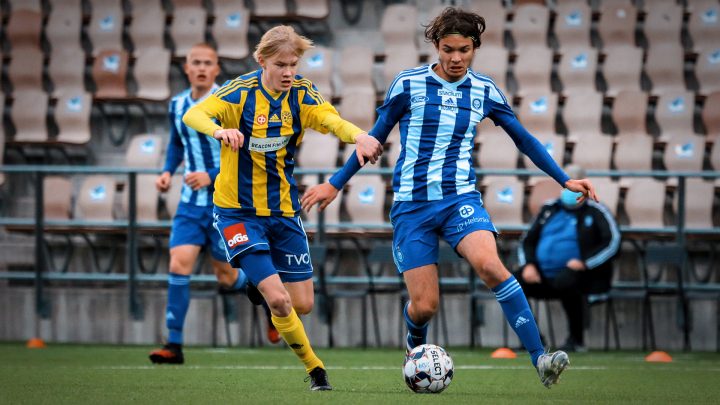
329, 64, 569, 201
163, 85, 221, 207
379, 65, 513, 201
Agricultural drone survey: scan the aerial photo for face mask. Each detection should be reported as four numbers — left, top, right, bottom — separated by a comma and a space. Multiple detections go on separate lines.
560, 189, 583, 209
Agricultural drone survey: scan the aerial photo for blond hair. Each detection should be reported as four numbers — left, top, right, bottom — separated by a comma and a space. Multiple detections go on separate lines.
253, 25, 313, 62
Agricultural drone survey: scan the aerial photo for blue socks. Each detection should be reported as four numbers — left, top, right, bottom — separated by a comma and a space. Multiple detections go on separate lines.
492, 276, 545, 367
166, 273, 190, 345
404, 301, 428, 351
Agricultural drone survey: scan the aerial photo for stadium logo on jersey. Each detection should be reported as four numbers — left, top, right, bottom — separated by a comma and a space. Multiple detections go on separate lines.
256, 114, 267, 125
459, 205, 475, 218
281, 111, 293, 124
269, 114, 281, 124
224, 223, 250, 247
248, 136, 291, 152
472, 98, 482, 110
437, 89, 462, 98
411, 96, 429, 104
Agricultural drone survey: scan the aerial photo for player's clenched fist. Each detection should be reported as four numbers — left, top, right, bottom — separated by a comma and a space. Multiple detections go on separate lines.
213, 128, 244, 152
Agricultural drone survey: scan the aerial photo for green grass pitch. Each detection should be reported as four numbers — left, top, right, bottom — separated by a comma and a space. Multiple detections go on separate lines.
1, 343, 719, 404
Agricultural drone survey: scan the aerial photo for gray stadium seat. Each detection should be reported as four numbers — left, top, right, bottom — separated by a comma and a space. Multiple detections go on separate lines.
55, 92, 93, 144
554, 1, 592, 53
212, 3, 251, 60
76, 175, 116, 221
87, 0, 125, 56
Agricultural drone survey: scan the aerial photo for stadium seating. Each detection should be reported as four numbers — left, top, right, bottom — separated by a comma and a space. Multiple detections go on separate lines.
612, 90, 649, 137
703, 91, 720, 141
655, 91, 696, 142
129, 1, 167, 54
645, 43, 687, 96
675, 178, 715, 230
45, 0, 83, 53
471, 45, 509, 94
643, 2, 683, 48
121, 134, 163, 221
5, 9, 42, 50
527, 178, 561, 217
44, 176, 74, 220
55, 93, 93, 144
558, 47, 599, 96
554, 0, 592, 53
92, 49, 130, 99
134, 48, 172, 101
481, 177, 525, 229
475, 129, 519, 179
570, 134, 614, 171
298, 46, 334, 100
613, 135, 654, 172
624, 178, 666, 229
468, 0, 506, 48
511, 4, 549, 50
512, 46, 553, 96
517, 92, 558, 136
212, 3, 251, 60
76, 175, 117, 221
563, 91, 604, 142
7, 47, 44, 93
49, 47, 87, 97
87, 0, 125, 56
663, 135, 704, 173
345, 174, 387, 233
597, 0, 638, 49
294, 0, 330, 19
170, 6, 207, 57
602, 45, 644, 97
695, 48, 720, 96
300, 175, 343, 234
338, 44, 375, 95
688, 0, 720, 53
296, 129, 339, 169
338, 91, 376, 133
592, 177, 621, 217
0, 95, 4, 185
251, 0, 288, 18
10, 89, 49, 142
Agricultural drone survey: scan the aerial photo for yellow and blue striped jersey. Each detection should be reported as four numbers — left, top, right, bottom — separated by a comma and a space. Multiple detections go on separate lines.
183, 69, 362, 217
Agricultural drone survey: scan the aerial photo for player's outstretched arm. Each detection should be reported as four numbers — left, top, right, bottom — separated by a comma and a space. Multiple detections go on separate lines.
300, 183, 339, 212
354, 132, 383, 165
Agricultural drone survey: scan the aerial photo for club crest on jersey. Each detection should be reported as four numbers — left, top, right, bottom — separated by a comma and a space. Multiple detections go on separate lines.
223, 223, 250, 247
256, 114, 267, 125
281, 111, 292, 124
472, 98, 482, 110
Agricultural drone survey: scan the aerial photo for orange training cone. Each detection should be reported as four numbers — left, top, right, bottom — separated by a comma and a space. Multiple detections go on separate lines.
491, 347, 517, 359
26, 338, 46, 349
645, 351, 672, 363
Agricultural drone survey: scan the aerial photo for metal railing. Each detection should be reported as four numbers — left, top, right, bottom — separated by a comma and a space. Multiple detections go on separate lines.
1, 165, 718, 321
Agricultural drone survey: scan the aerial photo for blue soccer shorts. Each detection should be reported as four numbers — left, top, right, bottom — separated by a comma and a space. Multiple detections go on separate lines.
389, 190, 497, 273
169, 203, 226, 261
212, 207, 314, 285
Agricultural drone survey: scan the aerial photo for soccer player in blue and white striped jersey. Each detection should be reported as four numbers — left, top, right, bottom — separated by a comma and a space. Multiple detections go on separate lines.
150, 44, 278, 365
302, 7, 599, 388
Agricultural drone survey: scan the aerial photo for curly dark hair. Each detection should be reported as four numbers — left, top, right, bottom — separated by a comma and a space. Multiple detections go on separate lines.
424, 7, 486, 48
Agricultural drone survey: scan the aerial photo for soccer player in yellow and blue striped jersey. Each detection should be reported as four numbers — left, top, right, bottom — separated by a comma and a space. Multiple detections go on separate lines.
183, 25, 382, 390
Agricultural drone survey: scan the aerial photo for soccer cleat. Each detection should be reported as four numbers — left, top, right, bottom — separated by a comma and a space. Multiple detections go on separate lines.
307, 367, 332, 391
149, 344, 184, 364
536, 350, 569, 388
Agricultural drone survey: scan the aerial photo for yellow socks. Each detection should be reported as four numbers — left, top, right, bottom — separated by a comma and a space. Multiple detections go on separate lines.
271, 308, 324, 373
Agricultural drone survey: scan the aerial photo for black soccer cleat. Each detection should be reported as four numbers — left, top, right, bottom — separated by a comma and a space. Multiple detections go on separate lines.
307, 367, 332, 391
149, 344, 184, 365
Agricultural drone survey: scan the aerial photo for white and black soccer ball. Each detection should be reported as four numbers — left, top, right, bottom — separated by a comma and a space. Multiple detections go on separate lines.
403, 344, 454, 393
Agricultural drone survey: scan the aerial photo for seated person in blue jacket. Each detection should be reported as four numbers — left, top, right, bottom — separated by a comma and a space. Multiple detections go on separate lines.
515, 165, 621, 352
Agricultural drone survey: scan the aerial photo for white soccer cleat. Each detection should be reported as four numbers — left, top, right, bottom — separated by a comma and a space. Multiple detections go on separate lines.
536, 350, 570, 388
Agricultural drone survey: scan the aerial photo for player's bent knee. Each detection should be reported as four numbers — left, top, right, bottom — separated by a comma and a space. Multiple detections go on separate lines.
293, 298, 314, 315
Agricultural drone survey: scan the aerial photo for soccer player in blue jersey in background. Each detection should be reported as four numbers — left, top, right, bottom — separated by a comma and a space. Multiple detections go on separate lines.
149, 44, 279, 365
182, 27, 383, 390
301, 7, 598, 388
